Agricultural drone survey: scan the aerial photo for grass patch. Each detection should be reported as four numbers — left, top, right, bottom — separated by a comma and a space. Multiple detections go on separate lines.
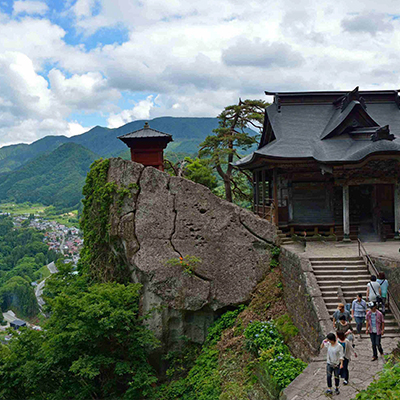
0, 202, 80, 228
0, 202, 47, 215
35, 265, 51, 281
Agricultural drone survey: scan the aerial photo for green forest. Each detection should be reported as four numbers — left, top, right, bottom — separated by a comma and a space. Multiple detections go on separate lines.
0, 216, 60, 319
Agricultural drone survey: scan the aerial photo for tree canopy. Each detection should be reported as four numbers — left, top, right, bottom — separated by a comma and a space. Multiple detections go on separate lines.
0, 268, 158, 400
200, 99, 268, 203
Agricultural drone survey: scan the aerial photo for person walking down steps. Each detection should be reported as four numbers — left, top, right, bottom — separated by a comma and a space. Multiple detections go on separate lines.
366, 275, 382, 305
321, 333, 344, 396
377, 272, 389, 315
366, 302, 385, 361
332, 303, 351, 331
335, 315, 354, 347
351, 293, 367, 338
336, 331, 356, 386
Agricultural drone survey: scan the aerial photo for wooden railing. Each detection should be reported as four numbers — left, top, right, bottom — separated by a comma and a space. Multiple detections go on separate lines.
254, 198, 288, 224
358, 239, 400, 326
255, 198, 275, 222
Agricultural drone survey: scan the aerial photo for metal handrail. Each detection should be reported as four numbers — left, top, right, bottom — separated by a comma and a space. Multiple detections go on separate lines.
358, 238, 400, 326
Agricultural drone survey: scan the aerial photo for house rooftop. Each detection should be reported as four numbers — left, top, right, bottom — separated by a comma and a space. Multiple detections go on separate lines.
118, 122, 173, 140
236, 87, 400, 168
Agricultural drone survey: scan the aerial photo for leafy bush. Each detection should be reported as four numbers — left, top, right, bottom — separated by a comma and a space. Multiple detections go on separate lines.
270, 246, 281, 268
245, 320, 306, 391
353, 356, 400, 399
79, 159, 131, 283
275, 313, 299, 342
0, 281, 158, 400
271, 246, 281, 257
165, 255, 202, 276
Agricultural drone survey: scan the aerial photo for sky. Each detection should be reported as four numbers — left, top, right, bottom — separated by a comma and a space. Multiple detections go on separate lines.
0, 0, 399, 146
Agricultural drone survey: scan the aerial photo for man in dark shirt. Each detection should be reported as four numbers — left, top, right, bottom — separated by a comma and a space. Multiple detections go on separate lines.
332, 303, 351, 330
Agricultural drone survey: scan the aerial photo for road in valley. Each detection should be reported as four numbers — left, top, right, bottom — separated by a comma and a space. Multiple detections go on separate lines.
35, 261, 59, 310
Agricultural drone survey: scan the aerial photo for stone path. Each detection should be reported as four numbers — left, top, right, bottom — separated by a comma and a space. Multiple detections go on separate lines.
284, 240, 400, 262
281, 241, 400, 399
283, 335, 398, 400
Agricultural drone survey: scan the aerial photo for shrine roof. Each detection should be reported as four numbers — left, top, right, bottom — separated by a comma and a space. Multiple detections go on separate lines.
236, 88, 400, 168
118, 122, 173, 140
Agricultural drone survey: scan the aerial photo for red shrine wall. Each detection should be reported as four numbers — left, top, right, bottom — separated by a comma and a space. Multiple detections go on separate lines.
130, 148, 164, 171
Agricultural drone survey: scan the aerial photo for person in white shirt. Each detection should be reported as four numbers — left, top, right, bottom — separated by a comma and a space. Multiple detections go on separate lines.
321, 333, 344, 395
366, 275, 382, 303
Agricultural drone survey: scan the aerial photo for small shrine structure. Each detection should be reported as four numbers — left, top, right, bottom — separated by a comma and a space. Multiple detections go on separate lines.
118, 122, 172, 171
236, 87, 400, 241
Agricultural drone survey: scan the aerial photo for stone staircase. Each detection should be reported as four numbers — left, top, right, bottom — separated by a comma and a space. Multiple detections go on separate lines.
277, 229, 294, 245
310, 256, 400, 337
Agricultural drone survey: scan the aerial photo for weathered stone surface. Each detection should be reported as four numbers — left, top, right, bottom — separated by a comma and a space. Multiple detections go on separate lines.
107, 159, 278, 346
370, 255, 400, 309
280, 248, 326, 352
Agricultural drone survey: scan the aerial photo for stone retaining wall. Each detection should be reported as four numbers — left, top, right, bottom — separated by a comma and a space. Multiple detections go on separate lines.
279, 248, 331, 352
370, 255, 400, 310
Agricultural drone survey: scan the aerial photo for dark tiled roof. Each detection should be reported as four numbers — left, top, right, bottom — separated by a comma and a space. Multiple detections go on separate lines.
118, 122, 172, 140
237, 90, 400, 167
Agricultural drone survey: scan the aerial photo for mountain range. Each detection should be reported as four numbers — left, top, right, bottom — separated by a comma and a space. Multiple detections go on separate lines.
0, 117, 221, 209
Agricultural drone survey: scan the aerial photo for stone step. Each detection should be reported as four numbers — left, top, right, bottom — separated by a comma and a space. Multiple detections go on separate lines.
315, 275, 370, 281
309, 257, 363, 262
311, 260, 366, 266
313, 270, 369, 276
318, 279, 369, 290
322, 296, 363, 303
312, 265, 368, 271
321, 288, 370, 296
318, 281, 370, 288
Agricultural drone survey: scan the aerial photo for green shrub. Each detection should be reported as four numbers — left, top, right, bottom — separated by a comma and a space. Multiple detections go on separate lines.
270, 246, 281, 268
165, 256, 202, 276
275, 313, 299, 341
353, 357, 400, 399
271, 246, 281, 257
244, 320, 306, 391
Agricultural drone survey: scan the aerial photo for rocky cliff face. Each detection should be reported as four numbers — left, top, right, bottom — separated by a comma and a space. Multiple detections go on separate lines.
107, 159, 278, 348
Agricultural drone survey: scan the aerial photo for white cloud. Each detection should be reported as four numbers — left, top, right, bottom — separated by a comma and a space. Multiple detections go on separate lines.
73, 0, 97, 18
341, 12, 394, 36
48, 69, 120, 111
67, 121, 92, 137
0, 1, 400, 145
13, 1, 48, 16
107, 95, 157, 128
222, 38, 304, 68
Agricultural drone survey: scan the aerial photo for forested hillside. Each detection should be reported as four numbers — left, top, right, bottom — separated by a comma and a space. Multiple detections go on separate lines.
0, 143, 98, 210
0, 216, 60, 319
0, 117, 219, 174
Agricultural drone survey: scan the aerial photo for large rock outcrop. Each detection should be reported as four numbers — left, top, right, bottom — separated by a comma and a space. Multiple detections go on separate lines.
107, 158, 278, 347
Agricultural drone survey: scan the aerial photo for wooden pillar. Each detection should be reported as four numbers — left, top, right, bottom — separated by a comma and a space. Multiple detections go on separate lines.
255, 171, 260, 215
273, 168, 279, 226
253, 172, 257, 213
395, 183, 400, 239
343, 185, 351, 241
262, 170, 266, 218
288, 180, 293, 222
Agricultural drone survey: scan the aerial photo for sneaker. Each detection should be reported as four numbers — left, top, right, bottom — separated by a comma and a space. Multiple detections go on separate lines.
325, 389, 333, 395
335, 387, 340, 395
371, 356, 378, 361
343, 380, 348, 385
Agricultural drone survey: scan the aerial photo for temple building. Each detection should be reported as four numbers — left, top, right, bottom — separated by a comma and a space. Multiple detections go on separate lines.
118, 122, 172, 171
236, 87, 400, 241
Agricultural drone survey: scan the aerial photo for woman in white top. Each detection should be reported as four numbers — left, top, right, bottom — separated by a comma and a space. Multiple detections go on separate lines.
366, 275, 381, 303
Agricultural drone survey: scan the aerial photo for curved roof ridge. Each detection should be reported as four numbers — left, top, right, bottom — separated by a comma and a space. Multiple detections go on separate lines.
320, 101, 379, 140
